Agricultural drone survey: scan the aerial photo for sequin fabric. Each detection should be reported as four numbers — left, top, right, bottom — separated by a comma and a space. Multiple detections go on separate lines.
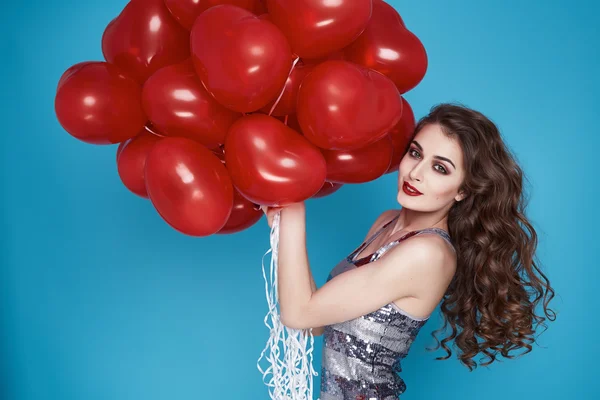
319, 214, 454, 400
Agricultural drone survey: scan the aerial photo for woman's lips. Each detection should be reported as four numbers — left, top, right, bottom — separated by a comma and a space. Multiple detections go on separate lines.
402, 181, 423, 196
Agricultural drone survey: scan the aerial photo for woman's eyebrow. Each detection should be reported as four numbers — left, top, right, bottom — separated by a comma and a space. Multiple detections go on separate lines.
412, 140, 456, 169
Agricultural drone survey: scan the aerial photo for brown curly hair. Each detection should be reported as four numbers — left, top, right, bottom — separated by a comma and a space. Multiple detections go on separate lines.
407, 103, 557, 371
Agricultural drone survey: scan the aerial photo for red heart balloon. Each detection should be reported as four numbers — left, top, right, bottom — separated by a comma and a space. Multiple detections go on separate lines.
312, 182, 343, 198
254, 0, 268, 14
55, 62, 147, 144
210, 145, 263, 234
142, 59, 241, 150
56, 61, 95, 91
117, 128, 162, 198
282, 113, 303, 134
216, 188, 264, 234
297, 60, 403, 150
272, 114, 302, 134
321, 135, 393, 183
224, 114, 327, 206
190, 5, 292, 113
301, 50, 346, 67
210, 145, 227, 165
164, 0, 260, 30
266, 0, 372, 59
102, 0, 190, 84
386, 97, 416, 174
145, 137, 234, 236
344, 0, 427, 94
259, 62, 315, 116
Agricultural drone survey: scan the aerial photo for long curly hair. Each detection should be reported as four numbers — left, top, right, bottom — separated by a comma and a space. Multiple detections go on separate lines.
407, 103, 557, 371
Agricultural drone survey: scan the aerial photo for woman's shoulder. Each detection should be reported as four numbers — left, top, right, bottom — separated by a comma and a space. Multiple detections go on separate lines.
396, 231, 457, 280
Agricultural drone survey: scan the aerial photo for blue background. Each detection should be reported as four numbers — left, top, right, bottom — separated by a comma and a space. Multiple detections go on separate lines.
1, 0, 598, 399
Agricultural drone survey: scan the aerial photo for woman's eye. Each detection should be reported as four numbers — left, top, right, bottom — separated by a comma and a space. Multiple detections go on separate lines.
435, 165, 448, 174
410, 149, 448, 174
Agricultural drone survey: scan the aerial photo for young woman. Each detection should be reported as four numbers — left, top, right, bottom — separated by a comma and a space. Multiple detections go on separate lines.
263, 103, 556, 400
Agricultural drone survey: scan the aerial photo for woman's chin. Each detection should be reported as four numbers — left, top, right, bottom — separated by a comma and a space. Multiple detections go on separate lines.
397, 191, 425, 209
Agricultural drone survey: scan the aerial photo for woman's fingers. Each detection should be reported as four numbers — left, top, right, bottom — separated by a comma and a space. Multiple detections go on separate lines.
261, 206, 273, 228
261, 205, 282, 214
260, 205, 284, 228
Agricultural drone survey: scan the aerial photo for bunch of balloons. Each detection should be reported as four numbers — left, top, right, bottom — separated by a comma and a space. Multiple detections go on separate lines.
54, 0, 425, 237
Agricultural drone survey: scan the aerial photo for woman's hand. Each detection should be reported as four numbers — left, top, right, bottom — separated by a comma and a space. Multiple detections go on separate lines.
261, 202, 305, 229
261, 205, 283, 229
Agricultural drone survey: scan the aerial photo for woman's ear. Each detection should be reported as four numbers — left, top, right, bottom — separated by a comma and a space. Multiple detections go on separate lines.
455, 190, 467, 202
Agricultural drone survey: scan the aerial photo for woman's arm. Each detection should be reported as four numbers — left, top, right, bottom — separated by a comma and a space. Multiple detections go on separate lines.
264, 206, 400, 335
272, 202, 314, 327
262, 203, 323, 333
308, 267, 324, 336
305, 209, 395, 337
272, 204, 450, 330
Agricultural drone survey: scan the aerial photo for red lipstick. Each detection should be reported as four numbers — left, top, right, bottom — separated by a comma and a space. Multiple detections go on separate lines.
402, 181, 423, 196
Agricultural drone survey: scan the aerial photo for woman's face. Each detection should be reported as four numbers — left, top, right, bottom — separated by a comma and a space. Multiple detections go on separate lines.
397, 123, 466, 212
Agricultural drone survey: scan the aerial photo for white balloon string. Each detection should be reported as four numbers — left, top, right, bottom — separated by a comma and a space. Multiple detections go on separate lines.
256, 210, 319, 400
144, 123, 165, 138
269, 56, 301, 117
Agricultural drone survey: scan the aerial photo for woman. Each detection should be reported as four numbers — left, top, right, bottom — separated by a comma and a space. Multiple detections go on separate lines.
263, 103, 556, 399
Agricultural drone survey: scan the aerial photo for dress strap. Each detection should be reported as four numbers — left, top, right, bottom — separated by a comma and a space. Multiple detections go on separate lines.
373, 227, 455, 261
347, 213, 400, 263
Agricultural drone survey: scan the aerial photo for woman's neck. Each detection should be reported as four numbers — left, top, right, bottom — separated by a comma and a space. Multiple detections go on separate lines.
391, 207, 449, 235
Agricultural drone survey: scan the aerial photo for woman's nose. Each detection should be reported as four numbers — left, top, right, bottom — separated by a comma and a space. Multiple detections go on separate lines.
409, 164, 423, 182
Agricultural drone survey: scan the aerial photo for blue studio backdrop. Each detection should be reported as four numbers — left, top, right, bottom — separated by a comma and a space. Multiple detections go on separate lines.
1, 0, 599, 399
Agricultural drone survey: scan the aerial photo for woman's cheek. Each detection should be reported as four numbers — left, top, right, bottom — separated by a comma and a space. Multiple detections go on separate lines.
427, 175, 452, 198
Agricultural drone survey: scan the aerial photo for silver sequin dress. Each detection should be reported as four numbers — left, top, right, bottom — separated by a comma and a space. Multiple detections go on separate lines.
319, 214, 455, 400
